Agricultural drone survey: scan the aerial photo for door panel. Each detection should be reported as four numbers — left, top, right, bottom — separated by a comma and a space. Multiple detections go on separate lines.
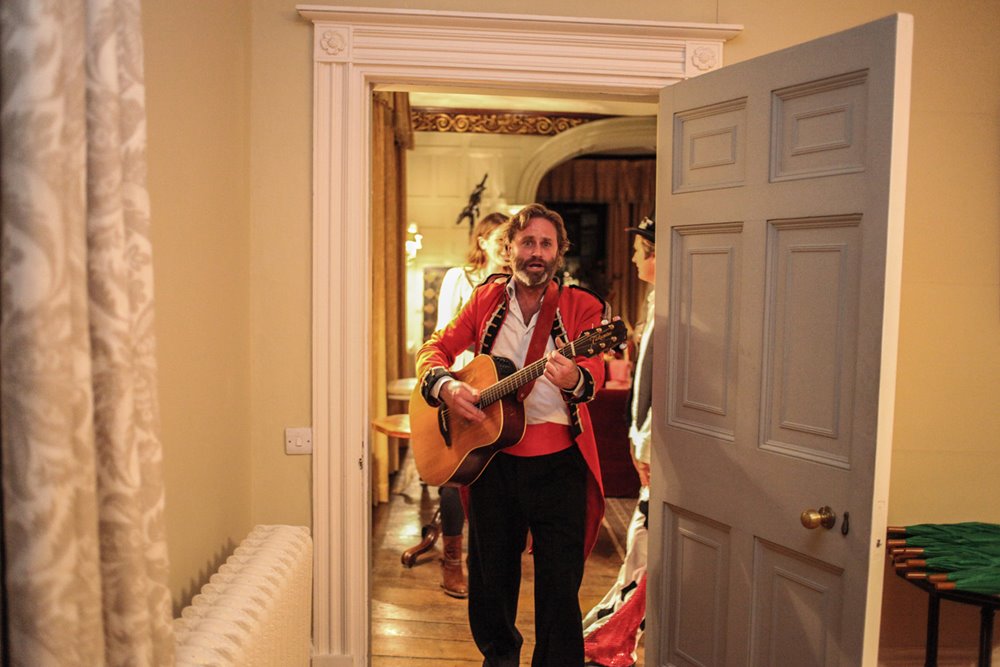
762, 217, 861, 467
771, 71, 869, 182
648, 15, 912, 667
670, 223, 742, 441
673, 100, 748, 193
750, 539, 844, 667
666, 507, 731, 667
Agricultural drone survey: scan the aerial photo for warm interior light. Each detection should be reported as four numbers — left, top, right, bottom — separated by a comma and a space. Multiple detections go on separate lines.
405, 223, 422, 261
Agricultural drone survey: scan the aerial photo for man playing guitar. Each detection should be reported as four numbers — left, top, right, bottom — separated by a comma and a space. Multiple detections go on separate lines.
416, 203, 608, 666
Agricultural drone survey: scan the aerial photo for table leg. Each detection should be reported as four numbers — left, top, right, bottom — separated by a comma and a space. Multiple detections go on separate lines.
978, 605, 994, 667
400, 507, 442, 568
926, 593, 940, 667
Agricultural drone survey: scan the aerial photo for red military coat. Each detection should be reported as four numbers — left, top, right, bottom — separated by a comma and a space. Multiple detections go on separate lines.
416, 274, 608, 557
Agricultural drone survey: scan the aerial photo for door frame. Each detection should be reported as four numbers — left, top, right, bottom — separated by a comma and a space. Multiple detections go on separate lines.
295, 6, 741, 664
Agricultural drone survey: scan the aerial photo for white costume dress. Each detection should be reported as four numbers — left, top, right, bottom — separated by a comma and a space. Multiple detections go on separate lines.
582, 290, 654, 667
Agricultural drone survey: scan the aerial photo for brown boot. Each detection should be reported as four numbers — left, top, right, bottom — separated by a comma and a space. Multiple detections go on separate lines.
440, 534, 468, 599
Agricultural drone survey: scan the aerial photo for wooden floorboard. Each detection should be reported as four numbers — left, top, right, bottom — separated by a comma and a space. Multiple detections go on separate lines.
371, 446, 644, 665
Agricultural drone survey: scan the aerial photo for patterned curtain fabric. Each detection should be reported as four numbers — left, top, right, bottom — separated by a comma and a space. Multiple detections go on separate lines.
536, 158, 656, 331
0, 1, 174, 664
370, 91, 411, 504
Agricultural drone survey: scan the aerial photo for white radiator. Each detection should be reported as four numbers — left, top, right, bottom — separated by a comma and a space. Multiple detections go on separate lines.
174, 525, 312, 666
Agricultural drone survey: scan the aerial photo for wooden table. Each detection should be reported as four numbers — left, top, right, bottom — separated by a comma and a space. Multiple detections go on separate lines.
370, 378, 418, 504
590, 384, 640, 498
371, 414, 411, 439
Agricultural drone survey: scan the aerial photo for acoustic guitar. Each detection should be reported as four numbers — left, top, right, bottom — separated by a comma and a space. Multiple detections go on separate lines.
409, 320, 627, 487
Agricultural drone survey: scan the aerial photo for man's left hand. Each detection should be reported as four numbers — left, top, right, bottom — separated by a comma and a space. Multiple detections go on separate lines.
543, 349, 580, 390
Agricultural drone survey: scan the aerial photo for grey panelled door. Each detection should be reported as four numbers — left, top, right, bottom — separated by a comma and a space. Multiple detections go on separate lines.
647, 15, 912, 667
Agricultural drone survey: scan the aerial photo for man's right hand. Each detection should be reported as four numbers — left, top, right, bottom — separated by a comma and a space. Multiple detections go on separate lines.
441, 380, 486, 422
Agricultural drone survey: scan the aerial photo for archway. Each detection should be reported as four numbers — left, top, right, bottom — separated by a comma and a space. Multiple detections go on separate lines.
515, 116, 656, 204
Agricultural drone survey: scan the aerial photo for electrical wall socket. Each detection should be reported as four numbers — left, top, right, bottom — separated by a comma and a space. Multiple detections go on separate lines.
284, 427, 313, 455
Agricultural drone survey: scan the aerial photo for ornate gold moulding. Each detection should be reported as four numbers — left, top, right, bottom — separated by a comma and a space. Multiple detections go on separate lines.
411, 107, 611, 136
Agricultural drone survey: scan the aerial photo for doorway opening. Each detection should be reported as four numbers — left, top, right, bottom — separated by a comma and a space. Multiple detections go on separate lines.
370, 88, 657, 663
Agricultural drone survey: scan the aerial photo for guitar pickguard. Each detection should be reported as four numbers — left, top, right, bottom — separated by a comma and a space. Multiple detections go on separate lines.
491, 355, 517, 381
437, 408, 451, 447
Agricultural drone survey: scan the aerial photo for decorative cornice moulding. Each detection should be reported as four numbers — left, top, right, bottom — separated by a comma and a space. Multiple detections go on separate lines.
297, 5, 742, 40
299, 5, 742, 89
411, 108, 607, 136
316, 26, 350, 62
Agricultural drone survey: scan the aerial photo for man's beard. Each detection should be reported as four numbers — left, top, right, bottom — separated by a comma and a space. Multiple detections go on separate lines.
513, 255, 558, 287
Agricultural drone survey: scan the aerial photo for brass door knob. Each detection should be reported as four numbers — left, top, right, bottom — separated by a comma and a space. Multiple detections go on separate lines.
801, 506, 837, 530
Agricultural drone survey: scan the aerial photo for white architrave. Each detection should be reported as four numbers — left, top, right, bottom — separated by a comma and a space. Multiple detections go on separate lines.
514, 116, 658, 204
294, 5, 741, 665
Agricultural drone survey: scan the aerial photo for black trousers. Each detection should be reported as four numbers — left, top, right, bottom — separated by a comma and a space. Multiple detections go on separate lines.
438, 485, 464, 536
467, 445, 588, 667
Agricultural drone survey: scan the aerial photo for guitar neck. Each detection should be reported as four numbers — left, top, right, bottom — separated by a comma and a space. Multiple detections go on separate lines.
477, 334, 594, 407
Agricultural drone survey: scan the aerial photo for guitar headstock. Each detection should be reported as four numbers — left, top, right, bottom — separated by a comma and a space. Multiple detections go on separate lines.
576, 319, 629, 358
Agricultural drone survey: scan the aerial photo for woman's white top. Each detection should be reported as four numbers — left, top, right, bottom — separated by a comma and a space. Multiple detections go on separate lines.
436, 266, 485, 369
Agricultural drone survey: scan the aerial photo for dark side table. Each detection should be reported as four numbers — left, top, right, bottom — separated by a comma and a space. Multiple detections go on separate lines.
895, 567, 1000, 666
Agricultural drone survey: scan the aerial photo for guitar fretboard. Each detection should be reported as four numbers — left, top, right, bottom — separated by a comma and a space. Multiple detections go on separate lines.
477, 345, 574, 407
442, 326, 615, 418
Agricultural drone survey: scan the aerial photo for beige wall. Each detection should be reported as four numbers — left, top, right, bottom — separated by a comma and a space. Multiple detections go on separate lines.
245, 3, 314, 529
146, 0, 1000, 648
143, 0, 254, 608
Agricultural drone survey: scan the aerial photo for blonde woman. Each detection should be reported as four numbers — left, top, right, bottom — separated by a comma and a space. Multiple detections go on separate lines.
435, 212, 510, 365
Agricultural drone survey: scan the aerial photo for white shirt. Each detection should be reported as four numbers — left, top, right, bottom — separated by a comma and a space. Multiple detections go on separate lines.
494, 281, 569, 425
629, 289, 654, 464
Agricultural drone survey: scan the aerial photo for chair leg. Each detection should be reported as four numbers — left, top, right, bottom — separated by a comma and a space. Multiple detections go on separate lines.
401, 508, 442, 568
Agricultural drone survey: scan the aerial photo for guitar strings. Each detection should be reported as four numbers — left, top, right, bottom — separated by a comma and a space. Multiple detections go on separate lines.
439, 326, 619, 421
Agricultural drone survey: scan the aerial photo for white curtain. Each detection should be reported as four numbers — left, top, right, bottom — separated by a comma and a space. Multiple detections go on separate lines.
1, 1, 174, 664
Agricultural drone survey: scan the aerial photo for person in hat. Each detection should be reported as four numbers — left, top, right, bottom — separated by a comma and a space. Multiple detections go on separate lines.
582, 214, 656, 667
